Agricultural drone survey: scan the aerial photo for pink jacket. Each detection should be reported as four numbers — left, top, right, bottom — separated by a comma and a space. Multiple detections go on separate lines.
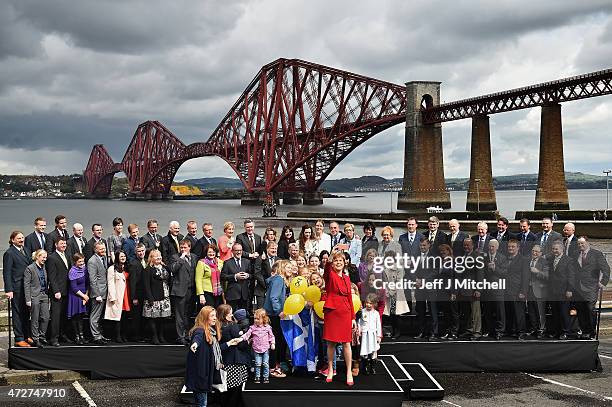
241, 324, 275, 353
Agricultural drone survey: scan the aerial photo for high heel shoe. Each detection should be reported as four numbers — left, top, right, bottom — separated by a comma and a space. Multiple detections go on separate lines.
325, 369, 334, 383
346, 379, 354, 386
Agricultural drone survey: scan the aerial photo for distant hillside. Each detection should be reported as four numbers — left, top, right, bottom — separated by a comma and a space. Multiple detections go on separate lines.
177, 172, 607, 192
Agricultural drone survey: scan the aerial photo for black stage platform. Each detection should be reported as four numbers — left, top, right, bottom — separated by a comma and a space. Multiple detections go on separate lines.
8, 337, 601, 379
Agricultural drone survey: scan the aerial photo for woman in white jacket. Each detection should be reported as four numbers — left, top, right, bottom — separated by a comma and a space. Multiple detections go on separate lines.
105, 250, 130, 342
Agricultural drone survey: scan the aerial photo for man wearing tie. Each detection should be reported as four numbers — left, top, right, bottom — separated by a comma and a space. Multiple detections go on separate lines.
574, 237, 610, 339
25, 217, 48, 254
482, 239, 507, 340
140, 219, 162, 255
122, 224, 140, 262
193, 223, 217, 260
562, 223, 579, 260
490, 217, 515, 256
254, 241, 279, 310
67, 223, 86, 259
447, 219, 469, 257
45, 215, 70, 254
328, 221, 346, 250
87, 241, 110, 344
535, 217, 562, 256
46, 238, 72, 346
84, 224, 110, 262
547, 241, 575, 340
236, 219, 262, 309
526, 245, 549, 339
3, 231, 33, 347
221, 243, 252, 313
471, 222, 492, 255
170, 239, 198, 345
399, 217, 424, 259
423, 216, 448, 256
185, 220, 199, 249
128, 243, 148, 342
161, 221, 184, 265
518, 218, 538, 256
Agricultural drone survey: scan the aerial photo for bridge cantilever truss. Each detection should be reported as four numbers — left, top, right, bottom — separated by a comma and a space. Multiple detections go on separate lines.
84, 61, 612, 197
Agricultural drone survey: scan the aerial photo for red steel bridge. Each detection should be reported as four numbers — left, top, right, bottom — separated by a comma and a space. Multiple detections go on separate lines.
84, 58, 612, 205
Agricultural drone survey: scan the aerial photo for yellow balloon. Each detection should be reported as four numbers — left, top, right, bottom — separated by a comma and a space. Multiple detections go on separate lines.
304, 285, 321, 303
313, 301, 325, 319
284, 294, 306, 315
352, 294, 361, 314
290, 276, 308, 295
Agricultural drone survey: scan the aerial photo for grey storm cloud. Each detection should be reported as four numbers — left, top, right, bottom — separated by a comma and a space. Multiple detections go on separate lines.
0, 0, 611, 180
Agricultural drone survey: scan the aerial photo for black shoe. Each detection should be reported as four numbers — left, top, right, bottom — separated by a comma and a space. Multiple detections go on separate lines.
151, 337, 161, 345
370, 360, 377, 375
39, 338, 49, 346
60, 334, 74, 344
93, 339, 106, 345
559, 333, 568, 340
429, 335, 440, 341
414, 332, 426, 339
470, 335, 481, 341
33, 340, 45, 348
101, 336, 111, 343
536, 332, 544, 339
495, 333, 503, 340
49, 341, 60, 347
518, 334, 527, 341
441, 333, 450, 340
580, 333, 593, 340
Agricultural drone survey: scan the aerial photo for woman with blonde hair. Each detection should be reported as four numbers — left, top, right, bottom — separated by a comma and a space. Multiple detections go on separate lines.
185, 306, 241, 407
377, 226, 402, 257
142, 249, 171, 344
218, 222, 235, 262
195, 244, 225, 309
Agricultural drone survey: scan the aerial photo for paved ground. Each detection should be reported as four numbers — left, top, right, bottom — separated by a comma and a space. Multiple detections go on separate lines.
0, 338, 611, 406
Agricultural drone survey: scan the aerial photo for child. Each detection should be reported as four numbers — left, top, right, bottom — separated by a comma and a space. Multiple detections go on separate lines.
233, 308, 250, 334
359, 293, 383, 375
241, 308, 275, 384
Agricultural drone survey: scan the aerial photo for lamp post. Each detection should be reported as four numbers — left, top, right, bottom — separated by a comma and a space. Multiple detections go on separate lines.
604, 170, 611, 210
475, 178, 481, 213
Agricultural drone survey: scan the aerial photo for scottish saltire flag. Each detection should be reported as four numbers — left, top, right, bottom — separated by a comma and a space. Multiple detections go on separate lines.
280, 308, 319, 372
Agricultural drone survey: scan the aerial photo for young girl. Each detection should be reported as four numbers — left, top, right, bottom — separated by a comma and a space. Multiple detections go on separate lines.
241, 308, 275, 384
359, 293, 382, 375
185, 306, 241, 407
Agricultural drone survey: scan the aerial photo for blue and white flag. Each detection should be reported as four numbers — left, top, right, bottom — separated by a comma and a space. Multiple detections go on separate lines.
280, 308, 320, 372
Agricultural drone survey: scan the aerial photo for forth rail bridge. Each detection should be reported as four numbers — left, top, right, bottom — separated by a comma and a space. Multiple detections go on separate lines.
83, 58, 612, 210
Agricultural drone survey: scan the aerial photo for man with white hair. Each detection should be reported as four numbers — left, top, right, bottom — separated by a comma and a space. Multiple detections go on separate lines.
471, 222, 491, 254
161, 221, 184, 264
548, 240, 575, 340
447, 219, 469, 257
562, 223, 579, 260
67, 223, 86, 257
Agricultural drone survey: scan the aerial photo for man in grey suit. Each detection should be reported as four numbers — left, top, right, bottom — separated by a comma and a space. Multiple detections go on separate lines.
447, 219, 469, 257
221, 243, 252, 313
575, 237, 611, 339
24, 252, 50, 348
170, 239, 198, 345
399, 217, 424, 311
535, 217, 562, 256
504, 240, 530, 340
88, 241, 110, 344
482, 239, 507, 340
548, 241, 576, 340
527, 245, 549, 339
140, 219, 162, 255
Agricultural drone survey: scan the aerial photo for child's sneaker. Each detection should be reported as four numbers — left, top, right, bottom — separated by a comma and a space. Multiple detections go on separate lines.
263, 378, 270, 384
254, 378, 261, 384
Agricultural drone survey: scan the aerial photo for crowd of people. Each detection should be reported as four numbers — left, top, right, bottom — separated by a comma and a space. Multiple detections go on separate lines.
3, 214, 611, 405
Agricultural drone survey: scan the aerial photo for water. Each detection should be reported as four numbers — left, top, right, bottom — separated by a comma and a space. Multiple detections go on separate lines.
0, 189, 608, 241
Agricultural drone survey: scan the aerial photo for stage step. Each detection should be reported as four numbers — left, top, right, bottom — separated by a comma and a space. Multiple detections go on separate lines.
401, 363, 445, 400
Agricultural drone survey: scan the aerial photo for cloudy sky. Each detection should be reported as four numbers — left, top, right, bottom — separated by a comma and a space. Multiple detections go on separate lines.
1, 0, 612, 182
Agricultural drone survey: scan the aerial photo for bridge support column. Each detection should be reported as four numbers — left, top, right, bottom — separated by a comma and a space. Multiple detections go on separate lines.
397, 81, 450, 210
282, 192, 303, 205
241, 192, 280, 206
466, 115, 497, 211
535, 103, 569, 210
303, 191, 323, 205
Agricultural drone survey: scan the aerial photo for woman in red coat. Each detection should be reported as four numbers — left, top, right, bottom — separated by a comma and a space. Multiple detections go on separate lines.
323, 250, 355, 386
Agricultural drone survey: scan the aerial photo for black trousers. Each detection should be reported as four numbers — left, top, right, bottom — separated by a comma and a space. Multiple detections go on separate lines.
130, 300, 144, 340
197, 292, 224, 312
509, 300, 527, 334
10, 289, 30, 342
416, 300, 439, 336
269, 315, 287, 368
550, 300, 571, 336
172, 294, 193, 341
482, 299, 505, 335
574, 300, 594, 335
438, 300, 460, 335
49, 295, 70, 343
228, 299, 248, 315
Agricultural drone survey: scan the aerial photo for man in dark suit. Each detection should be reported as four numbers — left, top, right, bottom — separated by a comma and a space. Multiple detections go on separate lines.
3, 231, 32, 347
170, 239, 198, 345
423, 216, 448, 256
67, 223, 86, 258
527, 244, 549, 338
140, 219, 162, 255
490, 217, 515, 256
128, 243, 148, 341
122, 224, 140, 262
562, 223, 579, 260
482, 239, 507, 340
472, 222, 492, 255
84, 223, 110, 263
504, 240, 530, 340
161, 221, 184, 265
236, 219, 263, 261
535, 217, 563, 256
46, 237, 73, 346
518, 218, 538, 256
414, 238, 440, 340
447, 219, 469, 257
254, 241, 278, 310
45, 215, 70, 254
221, 242, 252, 312
25, 217, 48, 254
399, 217, 424, 258
574, 237, 611, 339
185, 220, 199, 249
547, 241, 576, 340
193, 223, 217, 260
328, 221, 346, 249
457, 238, 485, 340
